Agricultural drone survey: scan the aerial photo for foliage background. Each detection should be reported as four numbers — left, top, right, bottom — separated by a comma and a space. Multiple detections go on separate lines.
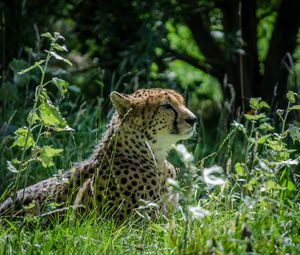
1, 1, 300, 254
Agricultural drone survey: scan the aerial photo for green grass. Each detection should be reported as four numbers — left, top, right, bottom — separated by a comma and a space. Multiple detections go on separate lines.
0, 194, 299, 254
1, 93, 300, 254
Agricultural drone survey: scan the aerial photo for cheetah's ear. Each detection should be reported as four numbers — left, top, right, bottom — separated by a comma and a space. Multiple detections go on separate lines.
110, 91, 132, 116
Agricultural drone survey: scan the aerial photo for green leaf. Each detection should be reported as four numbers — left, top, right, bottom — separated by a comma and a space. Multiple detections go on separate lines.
39, 102, 67, 127
7, 161, 18, 173
12, 127, 35, 148
259, 123, 274, 131
48, 202, 64, 208
287, 91, 296, 103
51, 43, 68, 52
41, 32, 54, 41
24, 202, 36, 210
17, 60, 45, 75
52, 78, 69, 88
258, 101, 270, 109
39, 87, 50, 102
257, 135, 271, 144
27, 110, 39, 125
232, 121, 247, 134
248, 137, 256, 143
286, 180, 296, 191
263, 180, 282, 191
267, 139, 285, 151
249, 98, 261, 110
42, 146, 63, 157
244, 113, 266, 121
52, 77, 69, 94
249, 98, 269, 110
243, 183, 253, 192
53, 32, 65, 41
249, 177, 257, 185
150, 223, 165, 233
235, 162, 245, 176
39, 102, 74, 131
46, 51, 72, 66
288, 125, 300, 143
290, 105, 300, 110
37, 146, 63, 168
243, 177, 256, 192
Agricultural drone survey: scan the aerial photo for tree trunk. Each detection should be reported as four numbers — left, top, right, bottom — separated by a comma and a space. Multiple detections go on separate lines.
262, 0, 300, 109
240, 0, 261, 104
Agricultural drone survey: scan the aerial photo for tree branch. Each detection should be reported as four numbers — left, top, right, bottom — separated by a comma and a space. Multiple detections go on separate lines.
162, 46, 215, 74
178, 0, 225, 79
257, 7, 277, 21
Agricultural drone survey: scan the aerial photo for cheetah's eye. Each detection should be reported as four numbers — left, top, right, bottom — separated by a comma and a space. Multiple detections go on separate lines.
160, 103, 174, 110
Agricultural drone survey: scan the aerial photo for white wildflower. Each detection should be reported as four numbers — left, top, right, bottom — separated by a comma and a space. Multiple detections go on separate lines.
277, 159, 298, 166
166, 178, 179, 188
258, 160, 270, 172
189, 205, 211, 219
203, 165, 226, 186
175, 144, 194, 162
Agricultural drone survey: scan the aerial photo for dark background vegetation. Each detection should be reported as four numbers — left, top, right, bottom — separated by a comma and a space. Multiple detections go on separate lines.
2, 0, 300, 109
1, 0, 300, 189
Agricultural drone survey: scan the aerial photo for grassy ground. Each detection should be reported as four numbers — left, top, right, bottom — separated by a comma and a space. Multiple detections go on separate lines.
0, 203, 299, 254
1, 91, 300, 254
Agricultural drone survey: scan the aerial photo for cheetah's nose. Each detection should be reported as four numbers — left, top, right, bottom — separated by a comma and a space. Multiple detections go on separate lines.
185, 117, 197, 126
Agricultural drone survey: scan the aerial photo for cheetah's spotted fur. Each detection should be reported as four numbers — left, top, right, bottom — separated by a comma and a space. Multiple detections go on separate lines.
0, 88, 197, 219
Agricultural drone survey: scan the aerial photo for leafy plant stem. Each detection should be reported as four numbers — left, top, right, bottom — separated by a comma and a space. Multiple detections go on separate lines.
281, 102, 290, 134
13, 50, 52, 206
245, 120, 255, 163
22, 124, 44, 194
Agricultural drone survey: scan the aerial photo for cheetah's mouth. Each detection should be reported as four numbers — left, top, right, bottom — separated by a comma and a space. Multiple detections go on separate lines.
171, 124, 196, 138
182, 127, 195, 137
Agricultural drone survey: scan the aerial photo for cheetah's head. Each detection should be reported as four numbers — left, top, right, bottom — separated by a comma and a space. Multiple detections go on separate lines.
110, 88, 197, 148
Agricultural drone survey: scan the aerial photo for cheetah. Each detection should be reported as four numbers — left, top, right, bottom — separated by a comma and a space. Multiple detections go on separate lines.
0, 88, 197, 220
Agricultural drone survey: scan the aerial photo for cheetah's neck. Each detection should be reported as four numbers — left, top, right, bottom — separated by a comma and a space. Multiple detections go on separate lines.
73, 113, 170, 178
